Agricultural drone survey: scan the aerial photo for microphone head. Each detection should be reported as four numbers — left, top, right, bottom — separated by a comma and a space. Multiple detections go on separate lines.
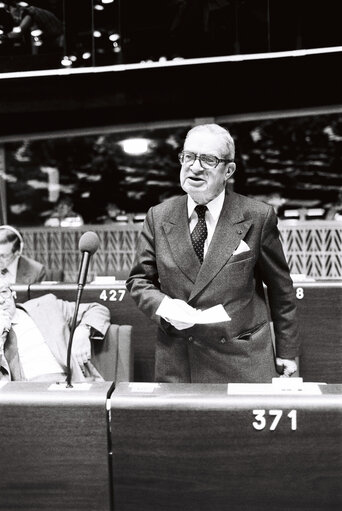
78, 231, 100, 255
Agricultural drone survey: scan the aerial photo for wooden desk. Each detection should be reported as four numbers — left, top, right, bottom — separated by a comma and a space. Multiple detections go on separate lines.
111, 383, 342, 511
0, 381, 113, 511
12, 284, 30, 304
292, 282, 342, 382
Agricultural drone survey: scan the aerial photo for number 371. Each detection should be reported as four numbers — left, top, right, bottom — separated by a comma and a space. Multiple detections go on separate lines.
252, 410, 297, 430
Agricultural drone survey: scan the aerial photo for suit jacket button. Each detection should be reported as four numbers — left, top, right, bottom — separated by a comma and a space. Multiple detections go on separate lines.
188, 336, 193, 343
237, 229, 243, 235
219, 337, 226, 344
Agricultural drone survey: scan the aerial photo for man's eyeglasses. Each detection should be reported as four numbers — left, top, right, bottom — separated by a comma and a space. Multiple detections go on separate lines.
0, 288, 13, 299
178, 151, 231, 169
0, 252, 15, 261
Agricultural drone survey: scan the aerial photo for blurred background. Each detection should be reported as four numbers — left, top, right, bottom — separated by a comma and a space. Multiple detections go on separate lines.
1, 0, 342, 279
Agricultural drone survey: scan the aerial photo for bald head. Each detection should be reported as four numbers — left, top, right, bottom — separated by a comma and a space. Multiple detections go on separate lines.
184, 124, 235, 161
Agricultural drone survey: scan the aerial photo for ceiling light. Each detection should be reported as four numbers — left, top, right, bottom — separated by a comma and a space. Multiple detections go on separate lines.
120, 138, 151, 155
109, 33, 120, 42
31, 29, 42, 37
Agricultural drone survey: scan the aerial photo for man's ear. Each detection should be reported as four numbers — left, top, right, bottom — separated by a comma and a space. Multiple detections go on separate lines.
225, 162, 236, 180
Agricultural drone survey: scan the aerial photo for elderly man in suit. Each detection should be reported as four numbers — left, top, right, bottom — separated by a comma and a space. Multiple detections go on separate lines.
126, 123, 299, 383
0, 275, 110, 382
0, 225, 46, 284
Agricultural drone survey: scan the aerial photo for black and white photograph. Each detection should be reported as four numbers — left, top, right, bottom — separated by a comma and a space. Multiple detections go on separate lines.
0, 1, 341, 510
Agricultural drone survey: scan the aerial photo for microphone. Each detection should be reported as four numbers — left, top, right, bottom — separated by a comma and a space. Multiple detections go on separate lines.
66, 231, 100, 387
77, 231, 100, 289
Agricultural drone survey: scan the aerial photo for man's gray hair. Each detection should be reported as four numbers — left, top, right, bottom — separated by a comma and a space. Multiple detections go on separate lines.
185, 124, 235, 160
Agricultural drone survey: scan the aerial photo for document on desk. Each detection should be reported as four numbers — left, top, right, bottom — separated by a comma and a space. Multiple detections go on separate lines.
156, 299, 231, 324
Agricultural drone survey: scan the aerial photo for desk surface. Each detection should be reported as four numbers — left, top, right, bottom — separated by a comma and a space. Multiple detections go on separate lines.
0, 381, 113, 511
111, 383, 342, 511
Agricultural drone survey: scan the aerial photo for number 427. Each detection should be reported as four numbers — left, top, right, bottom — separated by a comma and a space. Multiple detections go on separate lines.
252, 410, 297, 430
99, 289, 126, 301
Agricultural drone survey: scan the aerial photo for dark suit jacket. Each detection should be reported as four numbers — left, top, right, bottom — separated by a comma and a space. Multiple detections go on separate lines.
126, 190, 300, 383
16, 255, 46, 284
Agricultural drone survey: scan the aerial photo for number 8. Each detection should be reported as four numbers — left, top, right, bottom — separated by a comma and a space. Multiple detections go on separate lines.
296, 287, 304, 300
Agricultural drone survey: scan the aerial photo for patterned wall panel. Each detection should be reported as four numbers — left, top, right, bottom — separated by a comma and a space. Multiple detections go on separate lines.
279, 222, 342, 279
20, 222, 342, 282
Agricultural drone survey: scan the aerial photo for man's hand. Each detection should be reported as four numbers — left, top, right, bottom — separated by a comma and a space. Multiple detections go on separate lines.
163, 298, 195, 330
72, 324, 91, 368
165, 318, 195, 330
276, 357, 297, 377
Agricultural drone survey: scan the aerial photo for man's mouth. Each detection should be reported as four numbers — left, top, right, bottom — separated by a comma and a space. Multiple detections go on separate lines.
188, 176, 205, 183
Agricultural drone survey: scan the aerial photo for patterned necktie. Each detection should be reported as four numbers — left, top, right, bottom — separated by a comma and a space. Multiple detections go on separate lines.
191, 205, 208, 264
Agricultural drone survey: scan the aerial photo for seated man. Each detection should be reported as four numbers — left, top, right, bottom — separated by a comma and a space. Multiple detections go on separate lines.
0, 274, 110, 382
0, 225, 46, 284
44, 197, 84, 228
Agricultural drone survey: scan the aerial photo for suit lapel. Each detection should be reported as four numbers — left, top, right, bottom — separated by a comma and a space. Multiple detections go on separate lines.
189, 191, 252, 302
162, 197, 201, 284
4, 328, 25, 380
16, 257, 28, 284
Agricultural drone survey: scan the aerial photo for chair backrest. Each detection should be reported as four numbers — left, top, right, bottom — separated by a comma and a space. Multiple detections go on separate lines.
91, 324, 133, 383
44, 268, 65, 282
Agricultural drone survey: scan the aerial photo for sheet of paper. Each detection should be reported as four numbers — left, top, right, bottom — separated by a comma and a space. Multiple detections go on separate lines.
227, 382, 323, 395
193, 304, 231, 324
156, 299, 230, 324
129, 383, 161, 393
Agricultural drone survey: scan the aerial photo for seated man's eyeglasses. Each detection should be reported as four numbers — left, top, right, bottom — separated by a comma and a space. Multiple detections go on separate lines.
0, 286, 14, 301
178, 151, 231, 169
0, 251, 14, 261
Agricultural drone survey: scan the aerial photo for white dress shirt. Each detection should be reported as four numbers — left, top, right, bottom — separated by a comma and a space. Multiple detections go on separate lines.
12, 308, 64, 380
187, 189, 225, 258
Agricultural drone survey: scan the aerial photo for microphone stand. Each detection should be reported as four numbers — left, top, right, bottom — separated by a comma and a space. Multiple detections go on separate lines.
65, 251, 91, 388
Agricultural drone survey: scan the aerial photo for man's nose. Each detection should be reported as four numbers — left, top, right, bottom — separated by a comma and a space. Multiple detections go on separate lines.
189, 157, 203, 172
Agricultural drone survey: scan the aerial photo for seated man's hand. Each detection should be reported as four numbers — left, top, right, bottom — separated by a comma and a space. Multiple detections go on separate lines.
276, 357, 297, 377
72, 324, 91, 368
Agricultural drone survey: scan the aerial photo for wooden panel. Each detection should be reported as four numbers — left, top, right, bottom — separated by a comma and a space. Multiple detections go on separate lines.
12, 284, 30, 304
111, 383, 342, 511
1, 52, 342, 140
17, 222, 342, 281
0, 382, 113, 511
293, 282, 342, 383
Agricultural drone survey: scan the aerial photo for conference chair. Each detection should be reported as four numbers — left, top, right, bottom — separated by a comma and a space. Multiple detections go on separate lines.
91, 324, 134, 382
44, 268, 65, 281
